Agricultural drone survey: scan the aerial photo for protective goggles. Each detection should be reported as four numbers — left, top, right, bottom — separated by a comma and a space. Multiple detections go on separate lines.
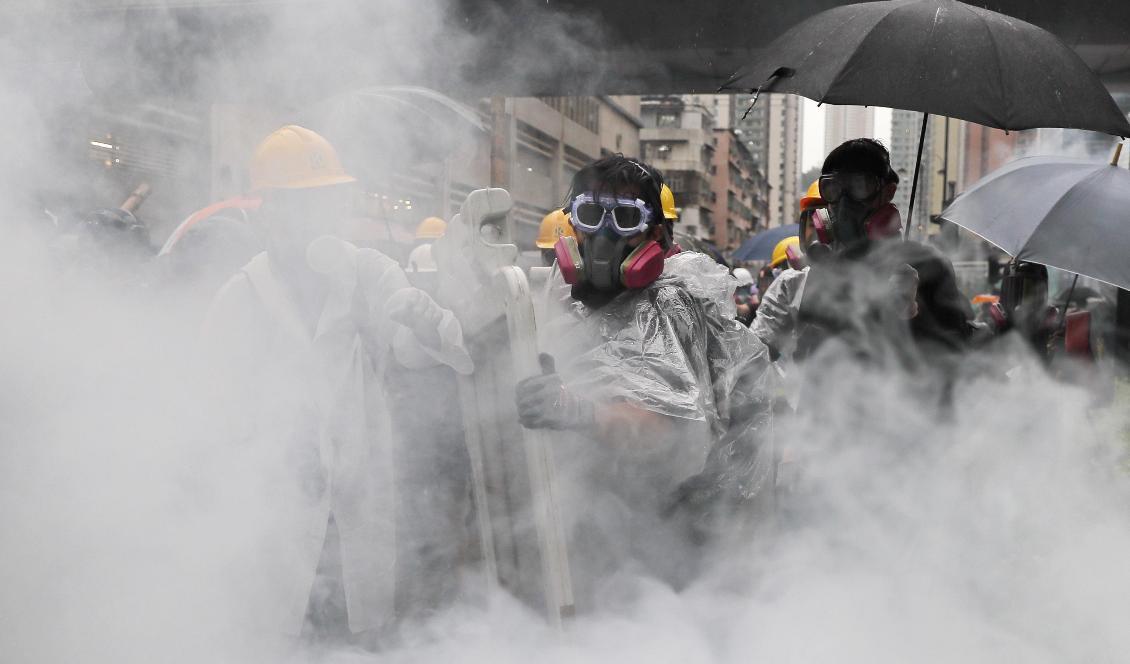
570, 193, 653, 236
818, 172, 883, 204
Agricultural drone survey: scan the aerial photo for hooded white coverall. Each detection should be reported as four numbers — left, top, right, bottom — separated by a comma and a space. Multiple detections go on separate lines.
202, 236, 471, 636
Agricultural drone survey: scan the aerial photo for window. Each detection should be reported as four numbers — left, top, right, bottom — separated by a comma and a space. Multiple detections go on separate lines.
657, 112, 680, 128
517, 145, 552, 177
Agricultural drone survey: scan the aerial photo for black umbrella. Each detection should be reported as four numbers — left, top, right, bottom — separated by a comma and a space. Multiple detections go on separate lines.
939, 147, 1130, 290
722, 0, 1130, 237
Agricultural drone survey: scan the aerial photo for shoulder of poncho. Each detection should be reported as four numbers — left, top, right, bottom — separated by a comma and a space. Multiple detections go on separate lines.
654, 252, 734, 310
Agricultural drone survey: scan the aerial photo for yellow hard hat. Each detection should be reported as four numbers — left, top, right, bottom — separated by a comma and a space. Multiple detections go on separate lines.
536, 209, 575, 249
660, 184, 678, 221
799, 180, 824, 211
415, 216, 447, 240
770, 236, 801, 268
249, 125, 356, 191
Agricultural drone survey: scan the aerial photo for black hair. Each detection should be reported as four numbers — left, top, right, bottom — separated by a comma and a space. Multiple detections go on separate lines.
564, 154, 667, 236
822, 138, 896, 183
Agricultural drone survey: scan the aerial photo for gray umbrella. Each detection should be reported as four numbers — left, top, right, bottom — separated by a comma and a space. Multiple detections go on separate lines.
939, 149, 1130, 289
721, 0, 1130, 238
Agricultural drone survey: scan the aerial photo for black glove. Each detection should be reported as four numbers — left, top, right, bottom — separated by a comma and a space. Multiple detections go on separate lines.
515, 373, 595, 432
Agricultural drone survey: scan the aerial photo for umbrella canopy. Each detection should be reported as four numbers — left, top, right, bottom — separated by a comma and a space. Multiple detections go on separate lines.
939, 155, 1130, 290
723, 0, 1130, 137
732, 223, 800, 263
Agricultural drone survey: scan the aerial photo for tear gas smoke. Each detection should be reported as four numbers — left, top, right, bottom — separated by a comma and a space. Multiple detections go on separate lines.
2, 2, 1130, 663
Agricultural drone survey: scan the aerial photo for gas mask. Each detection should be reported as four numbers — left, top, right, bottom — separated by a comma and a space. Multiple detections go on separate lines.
812, 204, 902, 247
555, 230, 666, 291
554, 192, 665, 291
815, 171, 900, 248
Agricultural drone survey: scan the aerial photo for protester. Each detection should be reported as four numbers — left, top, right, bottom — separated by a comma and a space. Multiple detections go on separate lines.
660, 183, 682, 256
535, 209, 574, 267
57, 206, 154, 287
797, 179, 825, 247
514, 155, 774, 591
202, 125, 472, 648
406, 217, 446, 294
732, 266, 756, 326
752, 235, 805, 362
774, 139, 974, 366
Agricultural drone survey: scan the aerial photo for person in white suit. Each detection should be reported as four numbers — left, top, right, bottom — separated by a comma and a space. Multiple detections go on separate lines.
202, 125, 471, 647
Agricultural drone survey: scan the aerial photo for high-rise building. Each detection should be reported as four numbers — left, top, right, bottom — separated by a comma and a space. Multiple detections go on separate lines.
824, 105, 876, 154
710, 128, 767, 250
767, 94, 800, 228
888, 110, 962, 236
733, 93, 799, 227
889, 109, 923, 229
639, 95, 716, 240
963, 124, 1017, 185
733, 96, 769, 172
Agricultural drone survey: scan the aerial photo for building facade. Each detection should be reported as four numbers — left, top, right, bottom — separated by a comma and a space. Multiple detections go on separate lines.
824, 105, 876, 154
888, 110, 964, 237
962, 124, 1018, 185
731, 93, 800, 227
709, 128, 766, 250
462, 95, 643, 248
639, 95, 717, 240
766, 94, 800, 228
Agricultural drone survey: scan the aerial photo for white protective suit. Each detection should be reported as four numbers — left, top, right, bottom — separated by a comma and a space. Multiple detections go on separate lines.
750, 266, 808, 361
202, 236, 471, 636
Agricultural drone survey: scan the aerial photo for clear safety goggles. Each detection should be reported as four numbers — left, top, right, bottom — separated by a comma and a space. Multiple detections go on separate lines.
818, 172, 882, 204
570, 193, 654, 236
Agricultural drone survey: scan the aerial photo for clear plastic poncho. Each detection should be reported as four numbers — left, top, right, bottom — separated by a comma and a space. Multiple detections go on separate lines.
544, 251, 775, 510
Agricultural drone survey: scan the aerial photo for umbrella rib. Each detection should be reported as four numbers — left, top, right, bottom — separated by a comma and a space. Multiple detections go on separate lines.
1018, 168, 1100, 263
966, 3, 1009, 129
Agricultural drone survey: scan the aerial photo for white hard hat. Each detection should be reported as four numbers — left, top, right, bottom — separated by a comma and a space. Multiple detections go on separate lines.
407, 243, 437, 273
732, 267, 754, 287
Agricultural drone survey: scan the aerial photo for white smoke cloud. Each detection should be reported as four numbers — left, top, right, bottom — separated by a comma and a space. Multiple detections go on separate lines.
2, 2, 1130, 664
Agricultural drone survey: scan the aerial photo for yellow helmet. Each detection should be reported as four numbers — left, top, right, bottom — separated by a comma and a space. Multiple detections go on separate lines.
770, 236, 801, 268
249, 125, 356, 191
799, 180, 824, 211
415, 216, 447, 240
660, 184, 678, 220
536, 209, 575, 249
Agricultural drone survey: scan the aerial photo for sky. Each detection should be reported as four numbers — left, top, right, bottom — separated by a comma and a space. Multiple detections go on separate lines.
801, 98, 892, 173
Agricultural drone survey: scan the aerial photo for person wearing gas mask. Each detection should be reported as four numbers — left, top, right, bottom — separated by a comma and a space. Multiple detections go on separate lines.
790, 139, 973, 364
732, 267, 757, 326
512, 155, 775, 591
752, 185, 823, 364
202, 125, 472, 648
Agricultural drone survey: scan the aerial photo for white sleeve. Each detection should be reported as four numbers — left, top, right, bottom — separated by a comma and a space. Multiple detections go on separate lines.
751, 268, 806, 355
357, 249, 472, 374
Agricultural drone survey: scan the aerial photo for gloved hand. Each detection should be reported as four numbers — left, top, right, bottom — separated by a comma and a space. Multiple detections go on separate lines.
515, 372, 595, 432
387, 288, 446, 349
